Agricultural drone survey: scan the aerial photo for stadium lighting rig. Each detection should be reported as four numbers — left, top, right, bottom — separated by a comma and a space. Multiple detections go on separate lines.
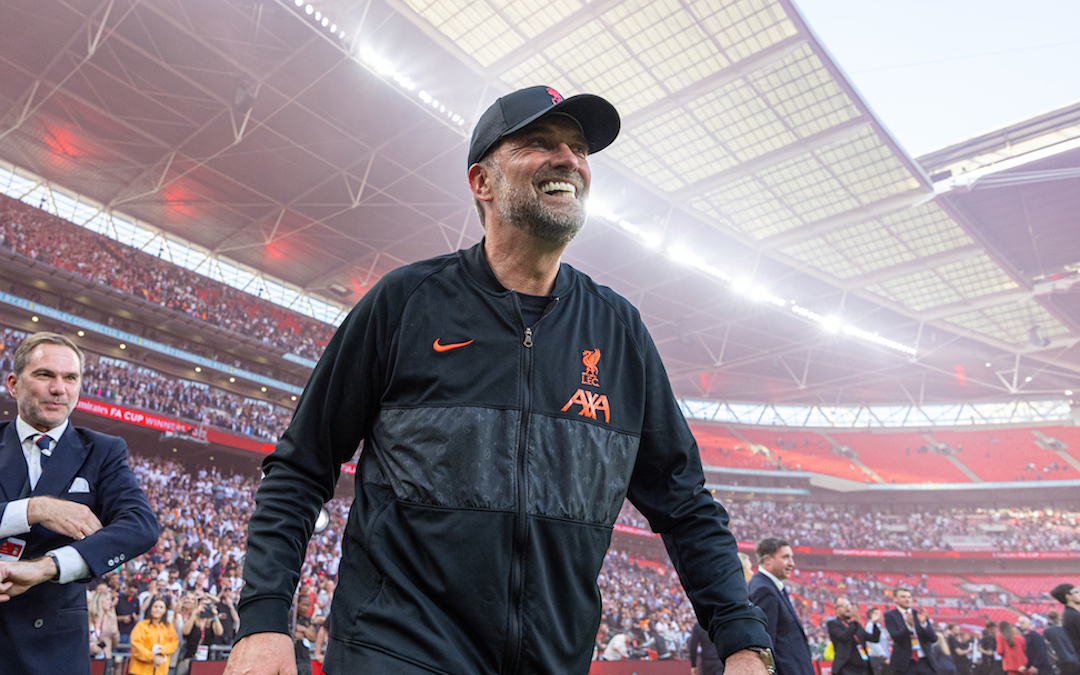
288, 0, 467, 129
590, 203, 919, 357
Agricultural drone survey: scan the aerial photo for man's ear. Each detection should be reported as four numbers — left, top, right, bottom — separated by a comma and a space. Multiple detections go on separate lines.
469, 162, 494, 204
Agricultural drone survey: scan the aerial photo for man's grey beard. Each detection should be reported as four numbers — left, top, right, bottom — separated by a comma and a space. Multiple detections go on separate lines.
490, 165, 587, 246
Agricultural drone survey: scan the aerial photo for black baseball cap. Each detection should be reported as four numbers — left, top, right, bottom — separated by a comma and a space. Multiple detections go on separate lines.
467, 85, 620, 168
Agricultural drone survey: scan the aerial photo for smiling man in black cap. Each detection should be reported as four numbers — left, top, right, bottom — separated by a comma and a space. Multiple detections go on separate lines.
225, 86, 772, 675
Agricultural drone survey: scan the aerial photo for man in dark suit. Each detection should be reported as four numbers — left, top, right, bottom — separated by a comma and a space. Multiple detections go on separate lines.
749, 538, 814, 675
0, 332, 158, 674
1045, 610, 1079, 675
1017, 616, 1052, 675
829, 596, 882, 675
885, 587, 938, 675
1052, 584, 1080, 664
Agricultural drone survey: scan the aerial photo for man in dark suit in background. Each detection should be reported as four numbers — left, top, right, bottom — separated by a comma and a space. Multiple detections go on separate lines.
1016, 616, 1052, 675
1052, 584, 1080, 665
885, 587, 938, 675
0, 332, 158, 674
749, 538, 814, 675
829, 596, 882, 675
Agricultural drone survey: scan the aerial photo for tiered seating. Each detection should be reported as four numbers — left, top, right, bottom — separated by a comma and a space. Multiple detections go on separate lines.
689, 424, 772, 470
924, 575, 969, 598
735, 428, 869, 481
1042, 425, 1080, 465
932, 428, 1063, 482
964, 575, 1060, 599
980, 607, 1021, 623
834, 431, 972, 483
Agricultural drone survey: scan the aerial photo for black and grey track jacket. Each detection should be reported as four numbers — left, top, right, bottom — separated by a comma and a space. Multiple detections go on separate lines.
237, 241, 770, 674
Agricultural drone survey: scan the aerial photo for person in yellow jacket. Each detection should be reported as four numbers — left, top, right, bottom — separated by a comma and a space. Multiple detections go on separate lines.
129, 597, 179, 675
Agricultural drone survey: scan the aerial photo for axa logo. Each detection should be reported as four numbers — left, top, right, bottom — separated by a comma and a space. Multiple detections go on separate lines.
562, 347, 610, 423
561, 389, 610, 423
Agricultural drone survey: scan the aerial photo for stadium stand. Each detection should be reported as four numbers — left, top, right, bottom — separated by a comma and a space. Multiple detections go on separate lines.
0, 194, 334, 361
833, 430, 973, 484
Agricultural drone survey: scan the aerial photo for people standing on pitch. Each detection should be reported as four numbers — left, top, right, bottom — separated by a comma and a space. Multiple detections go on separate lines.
828, 596, 882, 675
1045, 610, 1080, 675
865, 607, 892, 675
749, 538, 813, 675
1016, 617, 1052, 675
885, 587, 938, 675
947, 624, 974, 675
997, 622, 1026, 675
0, 331, 158, 674
978, 622, 1005, 675
224, 86, 774, 675
1051, 584, 1080, 664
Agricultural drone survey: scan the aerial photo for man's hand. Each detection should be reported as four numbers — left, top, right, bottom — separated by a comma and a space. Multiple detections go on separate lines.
0, 556, 57, 601
224, 633, 296, 675
725, 649, 770, 675
904, 611, 915, 627
153, 654, 166, 668
916, 607, 929, 623
27, 496, 102, 540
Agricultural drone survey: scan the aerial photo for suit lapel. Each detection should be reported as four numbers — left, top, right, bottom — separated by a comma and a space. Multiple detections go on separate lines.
33, 425, 89, 498
0, 422, 29, 501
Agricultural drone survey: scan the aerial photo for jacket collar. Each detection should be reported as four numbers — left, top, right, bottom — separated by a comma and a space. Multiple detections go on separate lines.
0, 422, 27, 500
460, 239, 576, 298
35, 424, 90, 498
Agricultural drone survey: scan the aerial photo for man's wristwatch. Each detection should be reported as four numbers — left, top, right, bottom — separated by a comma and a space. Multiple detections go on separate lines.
45, 551, 62, 582
745, 647, 777, 675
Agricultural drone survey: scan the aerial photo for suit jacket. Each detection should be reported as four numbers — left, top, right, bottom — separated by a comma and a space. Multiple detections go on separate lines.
748, 572, 814, 675
0, 421, 158, 674
1023, 630, 1053, 673
885, 607, 938, 675
828, 618, 881, 675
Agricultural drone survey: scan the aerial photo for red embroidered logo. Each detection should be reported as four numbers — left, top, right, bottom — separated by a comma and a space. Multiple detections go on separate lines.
562, 347, 610, 422
547, 87, 563, 105
581, 349, 600, 387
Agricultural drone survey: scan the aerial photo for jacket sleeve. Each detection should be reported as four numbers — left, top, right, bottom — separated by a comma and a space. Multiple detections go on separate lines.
830, 619, 857, 645
160, 624, 180, 656
627, 330, 770, 661
235, 280, 400, 640
865, 622, 882, 643
69, 435, 159, 577
129, 621, 155, 663
886, 611, 909, 643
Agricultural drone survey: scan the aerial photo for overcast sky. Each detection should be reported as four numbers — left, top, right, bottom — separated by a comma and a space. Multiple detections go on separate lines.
794, 0, 1080, 158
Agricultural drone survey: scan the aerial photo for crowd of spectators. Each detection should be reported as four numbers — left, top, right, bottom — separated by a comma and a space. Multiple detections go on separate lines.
0, 194, 335, 360
617, 501, 1080, 553
1, 328, 293, 442
68, 452, 1080, 669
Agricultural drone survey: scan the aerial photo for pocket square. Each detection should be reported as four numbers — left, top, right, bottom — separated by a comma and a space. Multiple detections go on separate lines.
69, 477, 91, 493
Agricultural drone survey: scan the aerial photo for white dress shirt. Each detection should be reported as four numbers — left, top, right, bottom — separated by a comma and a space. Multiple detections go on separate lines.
0, 417, 90, 582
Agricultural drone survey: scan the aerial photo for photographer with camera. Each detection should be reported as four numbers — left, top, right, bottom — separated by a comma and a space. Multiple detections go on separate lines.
176, 590, 224, 675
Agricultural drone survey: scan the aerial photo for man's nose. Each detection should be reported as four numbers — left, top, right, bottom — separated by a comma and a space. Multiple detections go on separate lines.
550, 142, 582, 169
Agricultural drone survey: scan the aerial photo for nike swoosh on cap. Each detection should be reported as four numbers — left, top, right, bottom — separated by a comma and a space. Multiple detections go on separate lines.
433, 339, 474, 352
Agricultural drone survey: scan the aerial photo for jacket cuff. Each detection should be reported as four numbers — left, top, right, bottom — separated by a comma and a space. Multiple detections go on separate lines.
235, 597, 293, 641
713, 617, 773, 662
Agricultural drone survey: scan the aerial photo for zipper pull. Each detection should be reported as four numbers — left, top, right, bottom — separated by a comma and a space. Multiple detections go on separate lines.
523, 327, 533, 348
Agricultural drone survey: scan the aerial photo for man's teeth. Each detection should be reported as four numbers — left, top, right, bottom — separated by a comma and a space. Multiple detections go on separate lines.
540, 181, 577, 197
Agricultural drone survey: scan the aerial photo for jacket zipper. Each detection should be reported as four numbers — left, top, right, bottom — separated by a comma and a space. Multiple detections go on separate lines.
503, 295, 558, 675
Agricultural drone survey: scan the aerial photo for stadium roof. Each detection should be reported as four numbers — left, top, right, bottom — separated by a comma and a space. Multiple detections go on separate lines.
1, 0, 1078, 407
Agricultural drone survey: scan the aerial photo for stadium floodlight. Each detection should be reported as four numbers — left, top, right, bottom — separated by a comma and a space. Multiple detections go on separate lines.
305, 4, 313, 15
821, 315, 844, 334
294, 0, 302, 5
